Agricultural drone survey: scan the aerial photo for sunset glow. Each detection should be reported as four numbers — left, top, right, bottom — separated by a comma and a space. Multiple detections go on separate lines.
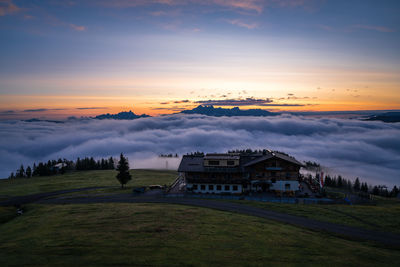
0, 0, 399, 119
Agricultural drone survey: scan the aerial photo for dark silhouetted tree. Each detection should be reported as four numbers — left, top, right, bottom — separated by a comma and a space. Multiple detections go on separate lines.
353, 178, 361, 192
108, 157, 115, 169
116, 153, 131, 189
337, 175, 343, 188
391, 186, 399, 198
26, 166, 32, 178
372, 186, 380, 195
32, 163, 38, 176
17, 165, 25, 178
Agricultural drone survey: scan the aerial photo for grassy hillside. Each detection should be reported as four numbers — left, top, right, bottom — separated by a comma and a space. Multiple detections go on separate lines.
230, 200, 400, 234
1, 203, 399, 266
0, 169, 178, 197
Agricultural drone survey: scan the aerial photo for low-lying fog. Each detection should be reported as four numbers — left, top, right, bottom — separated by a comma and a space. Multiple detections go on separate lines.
0, 114, 399, 186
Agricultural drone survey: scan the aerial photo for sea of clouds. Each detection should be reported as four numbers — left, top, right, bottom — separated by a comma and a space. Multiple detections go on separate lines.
0, 114, 399, 186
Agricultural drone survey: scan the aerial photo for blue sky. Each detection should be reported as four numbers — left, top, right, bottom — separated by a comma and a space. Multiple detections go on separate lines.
0, 0, 399, 117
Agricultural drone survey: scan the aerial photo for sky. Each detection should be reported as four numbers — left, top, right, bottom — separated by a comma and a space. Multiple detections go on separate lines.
0, 0, 399, 118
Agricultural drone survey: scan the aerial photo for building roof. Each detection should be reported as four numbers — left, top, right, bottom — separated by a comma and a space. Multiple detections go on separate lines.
178, 152, 303, 173
178, 155, 205, 172
204, 154, 240, 160
243, 152, 304, 167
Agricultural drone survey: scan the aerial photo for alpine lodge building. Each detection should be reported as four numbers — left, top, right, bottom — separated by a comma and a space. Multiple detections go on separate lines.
178, 150, 304, 195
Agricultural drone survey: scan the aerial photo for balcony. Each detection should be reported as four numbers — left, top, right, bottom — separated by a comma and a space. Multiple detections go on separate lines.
203, 167, 240, 173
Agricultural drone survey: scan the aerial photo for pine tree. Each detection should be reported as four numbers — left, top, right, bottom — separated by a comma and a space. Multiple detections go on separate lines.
26, 166, 32, 178
32, 163, 38, 176
372, 186, 380, 195
17, 165, 25, 178
337, 175, 343, 188
76, 158, 81, 170
391, 186, 399, 198
108, 157, 115, 169
353, 177, 361, 192
116, 153, 131, 189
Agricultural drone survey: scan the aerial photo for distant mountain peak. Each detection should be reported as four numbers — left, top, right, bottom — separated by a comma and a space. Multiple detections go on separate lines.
95, 110, 151, 120
179, 105, 278, 117
365, 112, 400, 123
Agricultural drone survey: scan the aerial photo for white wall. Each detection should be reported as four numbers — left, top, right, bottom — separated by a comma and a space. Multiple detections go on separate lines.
186, 180, 299, 193
270, 180, 299, 191
187, 183, 242, 194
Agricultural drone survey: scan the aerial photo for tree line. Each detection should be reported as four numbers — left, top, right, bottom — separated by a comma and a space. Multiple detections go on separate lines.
8, 156, 116, 179
159, 153, 179, 158
313, 174, 399, 198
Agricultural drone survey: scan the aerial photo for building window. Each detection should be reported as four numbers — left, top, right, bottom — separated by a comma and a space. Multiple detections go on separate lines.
224, 185, 230, 191
209, 185, 214, 190
217, 185, 222, 191
271, 171, 276, 177
227, 160, 235, 166
243, 184, 247, 189
286, 172, 291, 178
209, 160, 219, 165
193, 184, 198, 190
233, 185, 238, 191
285, 184, 290, 190
200, 185, 206, 190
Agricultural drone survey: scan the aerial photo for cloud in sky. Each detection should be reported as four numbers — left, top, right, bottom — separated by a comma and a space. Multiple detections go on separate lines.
352, 24, 395, 33
173, 100, 190, 103
70, 24, 86, 31
213, 0, 264, 13
76, 107, 108, 110
98, 0, 264, 13
0, 0, 19, 16
225, 19, 258, 29
0, 115, 399, 187
196, 98, 273, 106
96, 0, 313, 14
0, 110, 15, 114
194, 98, 307, 106
23, 108, 66, 112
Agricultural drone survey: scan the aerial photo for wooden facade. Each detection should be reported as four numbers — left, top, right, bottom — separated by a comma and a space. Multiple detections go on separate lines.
178, 152, 303, 194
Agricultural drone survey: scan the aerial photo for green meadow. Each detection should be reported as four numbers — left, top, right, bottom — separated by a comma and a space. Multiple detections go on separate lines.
1, 203, 400, 267
0, 169, 178, 197
1, 170, 400, 266
229, 199, 400, 234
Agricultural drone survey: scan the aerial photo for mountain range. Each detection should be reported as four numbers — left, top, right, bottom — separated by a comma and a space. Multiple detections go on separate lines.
364, 112, 400, 123
94, 111, 150, 120
179, 105, 277, 117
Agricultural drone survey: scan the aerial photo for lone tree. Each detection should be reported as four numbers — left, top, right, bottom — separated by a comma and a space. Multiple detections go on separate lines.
116, 153, 131, 188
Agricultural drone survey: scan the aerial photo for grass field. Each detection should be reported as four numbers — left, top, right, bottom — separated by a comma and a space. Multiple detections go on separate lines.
0, 169, 178, 197
1, 203, 399, 266
228, 200, 400, 234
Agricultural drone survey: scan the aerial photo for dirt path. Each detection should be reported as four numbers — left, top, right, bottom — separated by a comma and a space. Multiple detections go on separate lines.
36, 193, 400, 246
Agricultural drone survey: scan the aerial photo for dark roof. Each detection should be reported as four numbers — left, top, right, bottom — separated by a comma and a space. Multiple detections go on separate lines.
273, 152, 304, 166
204, 154, 240, 160
178, 155, 205, 172
179, 152, 303, 173
243, 152, 303, 167
243, 155, 274, 167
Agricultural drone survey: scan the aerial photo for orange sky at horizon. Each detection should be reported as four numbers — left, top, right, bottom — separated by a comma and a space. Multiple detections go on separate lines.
1, 90, 399, 120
